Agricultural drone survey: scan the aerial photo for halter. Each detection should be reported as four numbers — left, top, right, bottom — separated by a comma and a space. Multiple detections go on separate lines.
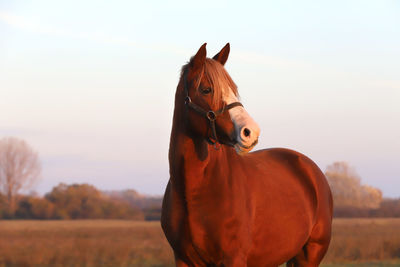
183, 71, 243, 148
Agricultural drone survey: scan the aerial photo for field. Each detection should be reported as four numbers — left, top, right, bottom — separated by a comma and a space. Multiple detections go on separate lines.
0, 219, 399, 267
0, 220, 173, 267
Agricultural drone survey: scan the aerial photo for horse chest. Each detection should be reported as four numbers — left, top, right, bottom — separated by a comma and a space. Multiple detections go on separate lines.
182, 185, 252, 263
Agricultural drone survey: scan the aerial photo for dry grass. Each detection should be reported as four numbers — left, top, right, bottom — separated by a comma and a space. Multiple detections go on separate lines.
0, 220, 174, 267
322, 218, 400, 264
0, 218, 399, 266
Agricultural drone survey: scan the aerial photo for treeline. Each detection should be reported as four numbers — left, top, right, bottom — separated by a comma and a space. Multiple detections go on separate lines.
1, 157, 400, 219
326, 161, 400, 218
0, 183, 162, 220
333, 198, 400, 218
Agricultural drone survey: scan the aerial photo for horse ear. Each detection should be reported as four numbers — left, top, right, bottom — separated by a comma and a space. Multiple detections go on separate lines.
212, 43, 230, 65
190, 43, 207, 71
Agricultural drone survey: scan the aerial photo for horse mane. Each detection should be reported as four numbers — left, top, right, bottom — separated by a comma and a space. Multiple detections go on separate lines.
181, 58, 239, 109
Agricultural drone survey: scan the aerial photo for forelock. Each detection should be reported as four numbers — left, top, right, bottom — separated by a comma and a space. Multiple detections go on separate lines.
203, 59, 238, 108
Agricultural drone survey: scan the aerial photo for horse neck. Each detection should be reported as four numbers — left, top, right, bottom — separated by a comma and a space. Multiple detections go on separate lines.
169, 85, 234, 193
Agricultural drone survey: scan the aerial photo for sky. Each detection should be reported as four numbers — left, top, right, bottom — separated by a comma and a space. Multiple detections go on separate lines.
0, 0, 399, 197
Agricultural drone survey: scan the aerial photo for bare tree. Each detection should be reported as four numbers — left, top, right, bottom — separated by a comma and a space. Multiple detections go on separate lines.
325, 161, 382, 209
0, 137, 41, 213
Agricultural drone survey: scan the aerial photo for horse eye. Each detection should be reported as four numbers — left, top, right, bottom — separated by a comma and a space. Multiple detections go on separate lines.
201, 87, 212, 95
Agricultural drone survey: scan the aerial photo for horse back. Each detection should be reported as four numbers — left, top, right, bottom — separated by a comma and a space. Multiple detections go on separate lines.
242, 148, 333, 265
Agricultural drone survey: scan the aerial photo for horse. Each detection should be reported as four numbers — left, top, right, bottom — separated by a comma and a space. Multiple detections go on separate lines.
161, 43, 333, 267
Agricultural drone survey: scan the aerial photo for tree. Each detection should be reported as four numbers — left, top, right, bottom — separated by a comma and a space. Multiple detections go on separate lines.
325, 161, 382, 209
15, 196, 55, 219
0, 137, 41, 214
45, 183, 145, 220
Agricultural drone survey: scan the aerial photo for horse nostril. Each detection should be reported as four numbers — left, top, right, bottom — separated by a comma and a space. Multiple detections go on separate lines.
243, 128, 251, 138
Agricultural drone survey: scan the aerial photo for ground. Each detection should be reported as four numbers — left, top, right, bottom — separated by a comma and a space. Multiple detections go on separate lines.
0, 218, 399, 267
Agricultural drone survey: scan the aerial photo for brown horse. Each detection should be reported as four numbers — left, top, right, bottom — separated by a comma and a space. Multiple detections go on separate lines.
161, 43, 333, 267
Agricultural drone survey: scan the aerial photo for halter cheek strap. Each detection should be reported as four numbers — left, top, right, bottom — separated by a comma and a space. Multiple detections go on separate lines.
183, 72, 243, 148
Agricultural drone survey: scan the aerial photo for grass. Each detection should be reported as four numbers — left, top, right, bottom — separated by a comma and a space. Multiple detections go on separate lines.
0, 220, 174, 267
0, 218, 399, 266
323, 218, 400, 264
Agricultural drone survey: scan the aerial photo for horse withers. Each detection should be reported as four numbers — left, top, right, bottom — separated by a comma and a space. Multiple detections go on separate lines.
161, 43, 333, 267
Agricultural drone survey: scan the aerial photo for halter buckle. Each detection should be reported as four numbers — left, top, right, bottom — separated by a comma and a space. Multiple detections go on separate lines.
185, 96, 191, 105
206, 111, 216, 121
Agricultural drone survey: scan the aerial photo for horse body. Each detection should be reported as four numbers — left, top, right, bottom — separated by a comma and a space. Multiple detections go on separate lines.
161, 43, 332, 267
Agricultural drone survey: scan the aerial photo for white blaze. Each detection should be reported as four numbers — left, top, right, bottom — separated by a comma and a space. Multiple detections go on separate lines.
223, 87, 260, 153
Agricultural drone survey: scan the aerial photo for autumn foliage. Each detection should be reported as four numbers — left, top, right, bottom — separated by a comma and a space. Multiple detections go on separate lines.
0, 159, 399, 220
325, 161, 400, 218
325, 161, 382, 209
0, 183, 147, 220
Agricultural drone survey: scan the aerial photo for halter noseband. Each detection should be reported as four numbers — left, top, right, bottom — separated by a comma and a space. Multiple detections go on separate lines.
183, 71, 243, 147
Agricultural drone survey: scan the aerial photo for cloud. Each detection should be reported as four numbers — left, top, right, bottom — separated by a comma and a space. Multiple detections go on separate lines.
0, 11, 314, 65
0, 11, 189, 55
234, 49, 313, 70
0, 11, 132, 44
0, 11, 62, 35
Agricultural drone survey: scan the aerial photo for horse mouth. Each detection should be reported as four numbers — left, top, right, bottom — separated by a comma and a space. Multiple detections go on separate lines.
234, 139, 258, 155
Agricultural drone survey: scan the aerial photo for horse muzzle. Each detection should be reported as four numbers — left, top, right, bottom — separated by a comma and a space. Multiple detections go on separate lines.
231, 111, 260, 154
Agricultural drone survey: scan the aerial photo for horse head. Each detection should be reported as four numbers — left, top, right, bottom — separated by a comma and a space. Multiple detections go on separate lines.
181, 43, 260, 154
